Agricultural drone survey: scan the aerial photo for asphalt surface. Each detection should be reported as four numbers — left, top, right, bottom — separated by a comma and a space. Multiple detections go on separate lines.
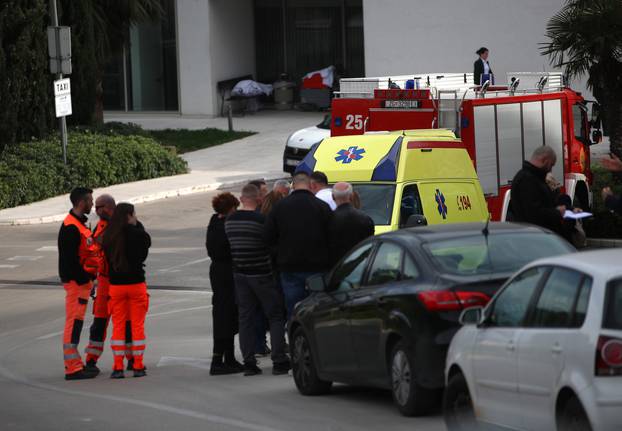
0, 190, 446, 431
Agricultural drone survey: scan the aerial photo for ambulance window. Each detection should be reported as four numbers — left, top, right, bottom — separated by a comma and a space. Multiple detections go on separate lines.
400, 185, 423, 227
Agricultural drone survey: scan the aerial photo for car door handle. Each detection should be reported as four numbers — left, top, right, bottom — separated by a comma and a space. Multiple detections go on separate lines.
506, 341, 515, 352
551, 343, 563, 354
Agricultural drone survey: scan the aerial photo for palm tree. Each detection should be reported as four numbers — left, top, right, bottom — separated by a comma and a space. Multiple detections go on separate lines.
541, 0, 622, 155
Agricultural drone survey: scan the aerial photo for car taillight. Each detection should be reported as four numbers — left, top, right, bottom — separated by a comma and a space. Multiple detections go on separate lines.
595, 336, 622, 376
417, 290, 490, 312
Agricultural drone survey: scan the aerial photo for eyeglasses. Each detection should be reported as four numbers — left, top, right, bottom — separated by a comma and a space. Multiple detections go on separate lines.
95, 205, 105, 210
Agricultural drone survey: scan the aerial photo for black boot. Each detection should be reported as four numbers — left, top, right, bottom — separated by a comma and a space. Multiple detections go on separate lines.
210, 355, 233, 376
224, 349, 244, 373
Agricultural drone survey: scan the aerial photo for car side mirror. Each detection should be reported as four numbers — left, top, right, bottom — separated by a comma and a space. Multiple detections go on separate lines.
405, 214, 427, 228
459, 306, 483, 326
306, 274, 326, 293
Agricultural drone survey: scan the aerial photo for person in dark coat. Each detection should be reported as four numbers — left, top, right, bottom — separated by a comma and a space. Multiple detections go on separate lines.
264, 172, 333, 320
509, 146, 566, 235
206, 192, 244, 375
329, 182, 375, 266
474, 47, 493, 85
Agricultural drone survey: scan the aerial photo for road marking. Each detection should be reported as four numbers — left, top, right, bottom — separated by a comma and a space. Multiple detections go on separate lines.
149, 305, 211, 317
36, 331, 63, 340
157, 257, 210, 273
7, 256, 43, 261
157, 356, 212, 370
36, 246, 57, 252
0, 265, 19, 269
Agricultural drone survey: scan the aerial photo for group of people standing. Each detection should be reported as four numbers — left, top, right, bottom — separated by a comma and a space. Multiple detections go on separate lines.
206, 171, 374, 376
58, 188, 150, 380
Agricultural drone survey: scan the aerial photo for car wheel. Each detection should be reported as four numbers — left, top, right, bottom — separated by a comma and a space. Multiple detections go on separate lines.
390, 341, 435, 416
291, 327, 332, 396
558, 396, 592, 431
443, 372, 479, 431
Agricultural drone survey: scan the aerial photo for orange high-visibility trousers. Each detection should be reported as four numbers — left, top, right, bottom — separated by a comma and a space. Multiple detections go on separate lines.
109, 282, 149, 371
85, 276, 136, 363
63, 280, 92, 375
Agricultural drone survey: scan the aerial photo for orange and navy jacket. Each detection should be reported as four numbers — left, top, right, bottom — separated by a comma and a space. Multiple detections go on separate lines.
58, 211, 98, 284
92, 220, 109, 277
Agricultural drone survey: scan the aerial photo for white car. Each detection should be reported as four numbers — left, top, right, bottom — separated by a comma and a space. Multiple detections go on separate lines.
283, 114, 331, 174
444, 249, 622, 431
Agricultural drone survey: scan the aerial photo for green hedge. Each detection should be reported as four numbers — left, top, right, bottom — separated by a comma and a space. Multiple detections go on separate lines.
0, 131, 188, 210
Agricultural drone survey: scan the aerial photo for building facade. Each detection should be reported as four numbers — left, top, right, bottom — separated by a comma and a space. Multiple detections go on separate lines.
104, 0, 576, 117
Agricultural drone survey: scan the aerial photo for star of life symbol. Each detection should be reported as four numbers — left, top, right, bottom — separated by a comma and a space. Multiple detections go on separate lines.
335, 146, 365, 164
435, 189, 448, 219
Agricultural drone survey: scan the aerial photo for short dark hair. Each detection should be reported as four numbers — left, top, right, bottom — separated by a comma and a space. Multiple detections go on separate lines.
212, 192, 239, 215
241, 183, 259, 200
292, 171, 310, 186
310, 171, 328, 186
70, 187, 93, 206
249, 179, 266, 188
476, 47, 489, 55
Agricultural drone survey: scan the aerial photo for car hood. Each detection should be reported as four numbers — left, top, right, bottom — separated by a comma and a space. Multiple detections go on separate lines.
286, 126, 330, 150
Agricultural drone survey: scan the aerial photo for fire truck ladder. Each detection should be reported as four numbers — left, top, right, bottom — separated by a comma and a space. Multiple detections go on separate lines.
436, 90, 462, 136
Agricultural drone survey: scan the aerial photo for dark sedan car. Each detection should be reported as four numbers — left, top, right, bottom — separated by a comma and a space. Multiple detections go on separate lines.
288, 222, 575, 416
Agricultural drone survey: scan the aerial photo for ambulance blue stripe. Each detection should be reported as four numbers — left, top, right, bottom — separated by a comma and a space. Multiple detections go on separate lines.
371, 136, 402, 181
295, 141, 321, 174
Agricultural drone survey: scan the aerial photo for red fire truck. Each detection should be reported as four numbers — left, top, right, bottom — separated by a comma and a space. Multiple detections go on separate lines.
331, 72, 602, 220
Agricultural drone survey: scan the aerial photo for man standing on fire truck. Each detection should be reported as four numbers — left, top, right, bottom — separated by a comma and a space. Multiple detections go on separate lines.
58, 187, 99, 380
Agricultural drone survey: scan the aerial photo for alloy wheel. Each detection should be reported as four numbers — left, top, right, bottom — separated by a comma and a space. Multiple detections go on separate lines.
392, 349, 411, 406
293, 334, 312, 389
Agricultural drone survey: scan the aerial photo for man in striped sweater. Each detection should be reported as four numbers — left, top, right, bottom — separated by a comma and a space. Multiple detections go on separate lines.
225, 183, 290, 376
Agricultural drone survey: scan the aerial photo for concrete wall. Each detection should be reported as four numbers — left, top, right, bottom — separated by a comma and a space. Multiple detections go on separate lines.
362, 0, 588, 93
176, 0, 255, 116
176, 0, 213, 115
209, 0, 256, 115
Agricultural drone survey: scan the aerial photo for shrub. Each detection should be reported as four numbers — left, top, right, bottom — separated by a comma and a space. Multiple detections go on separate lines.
0, 131, 188, 209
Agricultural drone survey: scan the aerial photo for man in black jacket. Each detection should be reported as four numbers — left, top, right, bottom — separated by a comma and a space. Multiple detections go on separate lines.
329, 182, 375, 265
264, 172, 332, 320
509, 146, 565, 234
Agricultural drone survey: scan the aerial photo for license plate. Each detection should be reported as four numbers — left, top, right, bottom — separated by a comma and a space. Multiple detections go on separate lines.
286, 159, 301, 166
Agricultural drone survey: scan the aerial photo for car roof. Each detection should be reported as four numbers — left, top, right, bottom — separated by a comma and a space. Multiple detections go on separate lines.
381, 222, 551, 243
526, 248, 622, 279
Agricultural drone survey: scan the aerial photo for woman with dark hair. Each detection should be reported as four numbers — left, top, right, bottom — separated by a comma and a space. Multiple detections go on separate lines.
206, 192, 244, 375
103, 203, 151, 379
474, 47, 493, 85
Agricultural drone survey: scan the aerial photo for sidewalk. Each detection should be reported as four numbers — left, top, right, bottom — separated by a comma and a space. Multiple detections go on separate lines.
0, 110, 324, 225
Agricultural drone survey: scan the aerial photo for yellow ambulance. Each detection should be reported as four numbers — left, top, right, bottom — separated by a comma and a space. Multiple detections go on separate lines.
295, 130, 488, 234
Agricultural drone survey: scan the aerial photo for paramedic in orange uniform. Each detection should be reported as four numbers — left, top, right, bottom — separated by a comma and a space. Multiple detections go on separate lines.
103, 203, 151, 378
84, 194, 136, 372
58, 187, 99, 380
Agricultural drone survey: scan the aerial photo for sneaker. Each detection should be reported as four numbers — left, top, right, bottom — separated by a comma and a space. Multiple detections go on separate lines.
133, 368, 147, 378
243, 363, 262, 376
110, 370, 125, 379
85, 360, 100, 376
272, 360, 291, 375
224, 360, 245, 373
65, 369, 97, 381
210, 361, 240, 376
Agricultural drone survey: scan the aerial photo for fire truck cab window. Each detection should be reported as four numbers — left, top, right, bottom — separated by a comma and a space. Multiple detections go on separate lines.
399, 184, 423, 227
573, 104, 588, 143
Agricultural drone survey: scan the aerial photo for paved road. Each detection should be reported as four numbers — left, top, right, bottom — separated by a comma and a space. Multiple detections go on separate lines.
0, 191, 447, 431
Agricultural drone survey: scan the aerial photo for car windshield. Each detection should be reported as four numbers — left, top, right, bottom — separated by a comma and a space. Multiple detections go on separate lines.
423, 232, 573, 276
317, 115, 331, 130
604, 279, 622, 330
351, 184, 396, 225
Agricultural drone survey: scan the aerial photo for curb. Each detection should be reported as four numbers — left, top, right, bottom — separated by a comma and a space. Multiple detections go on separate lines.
0, 173, 286, 226
586, 238, 622, 248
